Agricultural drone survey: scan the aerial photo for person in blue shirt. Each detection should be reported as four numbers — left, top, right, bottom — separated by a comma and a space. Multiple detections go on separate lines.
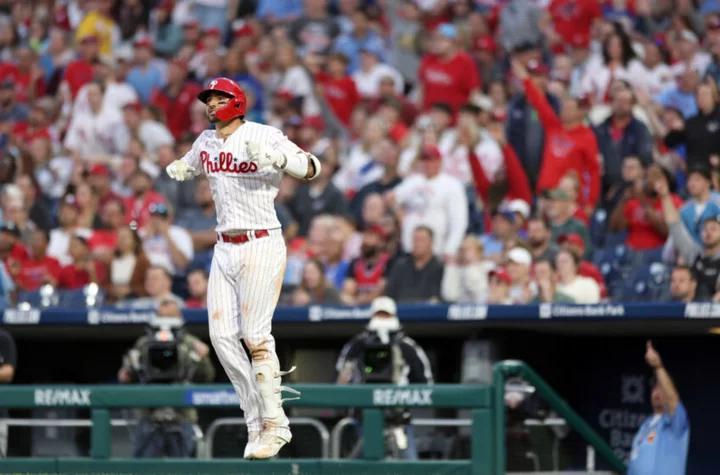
256, 0, 304, 23
678, 165, 720, 244
653, 69, 699, 119
627, 341, 689, 475
332, 7, 386, 73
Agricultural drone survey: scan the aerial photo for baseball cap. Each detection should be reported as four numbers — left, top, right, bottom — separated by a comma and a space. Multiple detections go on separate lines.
489, 268, 512, 285
506, 199, 530, 219
680, 30, 699, 44
0, 221, 20, 238
233, 22, 255, 38
89, 163, 110, 177
360, 42, 384, 59
79, 34, 99, 44
491, 109, 508, 123
284, 116, 303, 128
557, 233, 585, 250
527, 59, 550, 76
205, 26, 222, 37
134, 36, 153, 49
420, 145, 442, 161
370, 296, 397, 317
436, 23, 458, 40
470, 93, 494, 112
274, 89, 294, 100
301, 115, 325, 132
123, 101, 143, 113
709, 16, 720, 31
494, 210, 516, 223
703, 214, 720, 226
364, 224, 387, 240
507, 247, 532, 267
547, 188, 572, 201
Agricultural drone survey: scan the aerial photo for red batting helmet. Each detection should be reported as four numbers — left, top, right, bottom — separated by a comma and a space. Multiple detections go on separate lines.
197, 78, 247, 121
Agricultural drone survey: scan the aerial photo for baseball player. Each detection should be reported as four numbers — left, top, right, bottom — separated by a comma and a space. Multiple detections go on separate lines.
165, 78, 321, 459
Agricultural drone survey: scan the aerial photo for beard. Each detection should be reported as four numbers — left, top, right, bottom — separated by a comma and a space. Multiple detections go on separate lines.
528, 237, 546, 248
361, 244, 378, 259
206, 111, 219, 124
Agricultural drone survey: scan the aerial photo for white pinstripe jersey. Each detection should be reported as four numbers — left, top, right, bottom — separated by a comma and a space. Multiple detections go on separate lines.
181, 121, 302, 233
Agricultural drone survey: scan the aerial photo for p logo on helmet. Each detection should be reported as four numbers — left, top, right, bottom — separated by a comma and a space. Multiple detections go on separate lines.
198, 77, 247, 121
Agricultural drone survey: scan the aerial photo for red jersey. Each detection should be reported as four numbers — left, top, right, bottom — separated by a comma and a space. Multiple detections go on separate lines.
316, 72, 360, 127
12, 123, 51, 144
125, 191, 166, 230
88, 229, 118, 256
418, 51, 481, 114
57, 261, 106, 289
578, 261, 607, 298
523, 78, 601, 208
350, 253, 390, 297
63, 60, 95, 99
624, 194, 683, 250
549, 0, 602, 45
468, 144, 533, 205
150, 82, 203, 139
185, 298, 205, 309
16, 255, 62, 291
0, 63, 46, 104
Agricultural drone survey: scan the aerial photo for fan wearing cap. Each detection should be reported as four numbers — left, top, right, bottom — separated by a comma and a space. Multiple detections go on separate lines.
165, 77, 322, 460
61, 34, 101, 99
340, 224, 393, 305
387, 145, 469, 259
505, 247, 537, 303
418, 23, 481, 115
124, 168, 167, 231
487, 268, 513, 304
512, 59, 601, 215
74, 0, 118, 55
546, 188, 593, 258
141, 202, 194, 276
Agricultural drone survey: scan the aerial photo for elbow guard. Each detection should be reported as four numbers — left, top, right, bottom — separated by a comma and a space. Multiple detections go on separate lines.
282, 151, 321, 180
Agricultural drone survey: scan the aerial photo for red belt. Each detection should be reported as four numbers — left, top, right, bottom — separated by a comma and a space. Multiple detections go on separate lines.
217, 229, 269, 244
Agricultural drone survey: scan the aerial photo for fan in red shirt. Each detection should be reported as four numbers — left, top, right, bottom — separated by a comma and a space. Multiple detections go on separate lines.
513, 60, 600, 214
61, 34, 100, 99
316, 52, 360, 127
548, 0, 602, 51
0, 45, 46, 105
88, 199, 126, 263
150, 59, 202, 140
0, 222, 28, 267
557, 233, 608, 298
57, 235, 106, 290
13, 229, 61, 292
124, 169, 166, 230
609, 163, 683, 251
418, 23, 481, 115
12, 102, 52, 147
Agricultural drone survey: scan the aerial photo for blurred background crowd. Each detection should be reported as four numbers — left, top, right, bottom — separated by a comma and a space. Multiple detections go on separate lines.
0, 0, 719, 310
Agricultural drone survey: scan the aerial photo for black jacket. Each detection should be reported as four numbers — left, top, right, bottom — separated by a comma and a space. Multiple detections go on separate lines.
665, 107, 720, 169
594, 117, 653, 190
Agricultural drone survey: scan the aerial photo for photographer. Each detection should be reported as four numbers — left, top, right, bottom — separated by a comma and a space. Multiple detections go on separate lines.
336, 296, 433, 460
118, 299, 215, 458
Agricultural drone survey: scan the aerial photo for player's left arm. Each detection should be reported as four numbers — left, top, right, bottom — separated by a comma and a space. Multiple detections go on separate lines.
246, 131, 321, 180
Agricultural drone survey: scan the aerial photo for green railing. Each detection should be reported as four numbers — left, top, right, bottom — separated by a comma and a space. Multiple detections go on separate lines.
0, 383, 492, 474
492, 360, 627, 474
0, 361, 627, 474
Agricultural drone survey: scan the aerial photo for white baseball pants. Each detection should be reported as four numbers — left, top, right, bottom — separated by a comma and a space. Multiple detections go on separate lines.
207, 228, 286, 433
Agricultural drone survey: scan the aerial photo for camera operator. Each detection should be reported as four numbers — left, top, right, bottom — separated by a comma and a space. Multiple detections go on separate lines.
335, 296, 433, 460
118, 299, 215, 458
0, 329, 16, 458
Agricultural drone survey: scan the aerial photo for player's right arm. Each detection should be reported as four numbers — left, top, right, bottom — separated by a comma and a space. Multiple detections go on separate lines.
166, 133, 206, 181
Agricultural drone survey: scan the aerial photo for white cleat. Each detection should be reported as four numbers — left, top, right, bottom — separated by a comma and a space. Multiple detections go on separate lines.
248, 429, 291, 459
243, 431, 261, 460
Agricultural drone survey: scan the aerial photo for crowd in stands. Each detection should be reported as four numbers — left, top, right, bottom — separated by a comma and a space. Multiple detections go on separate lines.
1, 0, 720, 309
